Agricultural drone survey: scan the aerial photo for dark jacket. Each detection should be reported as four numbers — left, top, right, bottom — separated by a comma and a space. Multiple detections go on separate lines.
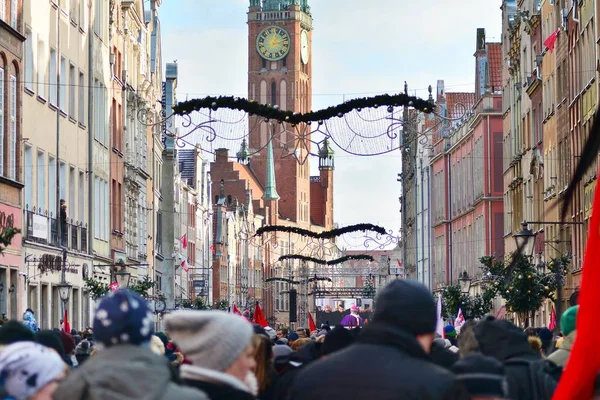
288, 323, 470, 400
475, 317, 555, 400
184, 379, 255, 400
430, 340, 460, 371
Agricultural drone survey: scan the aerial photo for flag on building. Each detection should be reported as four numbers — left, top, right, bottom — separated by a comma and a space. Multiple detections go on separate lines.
308, 311, 317, 332
253, 301, 268, 327
455, 308, 465, 331
210, 244, 215, 254
232, 304, 242, 316
63, 309, 70, 333
543, 29, 559, 53
552, 169, 600, 399
180, 259, 189, 272
109, 281, 119, 292
180, 234, 188, 250
548, 305, 557, 330
436, 295, 444, 338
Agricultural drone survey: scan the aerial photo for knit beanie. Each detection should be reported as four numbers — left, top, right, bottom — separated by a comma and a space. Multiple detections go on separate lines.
453, 353, 507, 398
74, 339, 95, 365
35, 330, 65, 357
272, 344, 293, 360
0, 342, 66, 400
165, 310, 253, 372
373, 279, 436, 335
321, 326, 355, 356
444, 325, 457, 338
0, 321, 35, 345
60, 331, 76, 355
538, 327, 553, 342
93, 289, 154, 347
561, 305, 578, 336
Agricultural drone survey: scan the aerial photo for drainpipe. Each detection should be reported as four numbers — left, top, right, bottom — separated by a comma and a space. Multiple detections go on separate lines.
447, 154, 453, 284
420, 158, 425, 285
427, 165, 432, 288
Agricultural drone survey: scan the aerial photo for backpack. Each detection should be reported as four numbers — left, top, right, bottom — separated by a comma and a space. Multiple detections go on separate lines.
504, 357, 562, 400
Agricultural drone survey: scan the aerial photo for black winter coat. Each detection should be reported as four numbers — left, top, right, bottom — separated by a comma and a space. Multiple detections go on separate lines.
288, 323, 470, 400
183, 379, 255, 400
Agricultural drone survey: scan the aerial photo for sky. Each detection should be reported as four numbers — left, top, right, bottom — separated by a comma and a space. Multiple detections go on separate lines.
159, 0, 502, 249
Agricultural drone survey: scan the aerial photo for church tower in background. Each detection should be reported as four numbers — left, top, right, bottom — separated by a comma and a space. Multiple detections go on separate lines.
247, 0, 313, 226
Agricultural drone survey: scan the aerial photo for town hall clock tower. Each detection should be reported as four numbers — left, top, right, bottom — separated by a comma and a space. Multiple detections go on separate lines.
247, 0, 313, 225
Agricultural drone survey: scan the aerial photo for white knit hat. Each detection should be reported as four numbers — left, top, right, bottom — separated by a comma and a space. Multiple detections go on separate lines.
165, 310, 253, 372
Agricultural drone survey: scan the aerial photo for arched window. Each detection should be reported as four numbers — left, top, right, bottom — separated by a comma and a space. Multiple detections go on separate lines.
0, 53, 6, 177
271, 81, 277, 106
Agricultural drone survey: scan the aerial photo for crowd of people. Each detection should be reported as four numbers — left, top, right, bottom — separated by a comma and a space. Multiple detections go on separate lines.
0, 280, 595, 399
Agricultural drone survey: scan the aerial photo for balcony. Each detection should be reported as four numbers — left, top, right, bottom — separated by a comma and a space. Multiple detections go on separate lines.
24, 207, 88, 253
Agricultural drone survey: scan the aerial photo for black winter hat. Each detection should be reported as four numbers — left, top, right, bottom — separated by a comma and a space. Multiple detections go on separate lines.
0, 320, 35, 345
373, 280, 437, 335
453, 353, 507, 398
321, 326, 355, 356
35, 330, 66, 356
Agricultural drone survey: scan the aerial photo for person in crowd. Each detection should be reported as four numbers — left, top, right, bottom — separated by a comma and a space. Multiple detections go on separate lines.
264, 326, 277, 343
320, 325, 355, 358
295, 327, 307, 339
524, 327, 538, 337
528, 336, 543, 355
288, 280, 470, 399
74, 339, 94, 366
165, 310, 257, 400
287, 332, 299, 348
547, 305, 578, 368
252, 334, 278, 400
60, 331, 77, 367
0, 341, 68, 400
273, 340, 321, 399
475, 316, 560, 400
444, 325, 458, 347
36, 330, 72, 368
323, 305, 332, 313
458, 320, 479, 359
538, 327, 554, 356
430, 337, 460, 371
53, 289, 207, 400
278, 328, 289, 339
453, 353, 508, 400
150, 334, 166, 356
22, 308, 38, 333
290, 338, 311, 352
339, 305, 363, 328
320, 323, 331, 333
70, 329, 81, 346
0, 320, 35, 345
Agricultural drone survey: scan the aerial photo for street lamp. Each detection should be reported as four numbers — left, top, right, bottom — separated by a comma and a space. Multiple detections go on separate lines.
458, 271, 472, 294
513, 221, 537, 257
56, 281, 72, 302
114, 261, 131, 289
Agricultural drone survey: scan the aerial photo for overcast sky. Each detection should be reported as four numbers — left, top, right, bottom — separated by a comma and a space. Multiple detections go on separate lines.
160, 1, 502, 249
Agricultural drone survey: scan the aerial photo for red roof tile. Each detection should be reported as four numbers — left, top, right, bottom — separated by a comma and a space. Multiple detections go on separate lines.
446, 92, 475, 120
487, 42, 502, 92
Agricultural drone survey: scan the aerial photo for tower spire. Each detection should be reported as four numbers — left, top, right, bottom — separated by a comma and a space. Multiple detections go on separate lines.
263, 133, 280, 200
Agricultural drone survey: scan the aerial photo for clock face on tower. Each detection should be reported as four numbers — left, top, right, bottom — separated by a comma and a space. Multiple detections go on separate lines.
256, 26, 291, 61
300, 30, 309, 64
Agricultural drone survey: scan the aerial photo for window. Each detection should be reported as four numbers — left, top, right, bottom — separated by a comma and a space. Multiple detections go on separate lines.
37, 40, 45, 98
59, 56, 67, 111
59, 161, 66, 201
70, 0, 78, 24
24, 145, 33, 207
9, 75, 16, 180
48, 156, 56, 214
69, 166, 75, 220
78, 72, 85, 123
37, 151, 45, 209
94, 177, 100, 238
79, 0, 84, 29
270, 81, 277, 106
0, 0, 5, 20
10, 0, 16, 29
25, 30, 33, 92
69, 64, 75, 117
0, 67, 3, 177
94, 0, 103, 37
49, 48, 57, 105
78, 171, 84, 223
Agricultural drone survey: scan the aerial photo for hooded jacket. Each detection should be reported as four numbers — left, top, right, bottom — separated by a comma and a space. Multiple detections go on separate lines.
52, 344, 209, 400
289, 323, 469, 400
22, 311, 37, 332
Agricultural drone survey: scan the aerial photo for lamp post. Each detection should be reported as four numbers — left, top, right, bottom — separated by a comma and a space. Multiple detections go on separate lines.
513, 221, 537, 258
114, 261, 131, 289
458, 271, 472, 295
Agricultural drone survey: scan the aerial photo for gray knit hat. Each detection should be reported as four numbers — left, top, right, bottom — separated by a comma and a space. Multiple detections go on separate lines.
165, 310, 253, 372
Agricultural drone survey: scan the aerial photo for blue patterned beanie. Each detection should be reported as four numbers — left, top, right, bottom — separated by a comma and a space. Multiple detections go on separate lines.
93, 290, 154, 347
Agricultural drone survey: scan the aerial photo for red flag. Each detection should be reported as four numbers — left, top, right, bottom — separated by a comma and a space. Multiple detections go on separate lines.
548, 306, 557, 330
253, 301, 268, 327
180, 234, 188, 250
308, 311, 317, 332
543, 29, 559, 53
553, 184, 600, 400
210, 244, 215, 254
109, 281, 119, 292
181, 259, 189, 272
63, 308, 70, 333
232, 304, 242, 316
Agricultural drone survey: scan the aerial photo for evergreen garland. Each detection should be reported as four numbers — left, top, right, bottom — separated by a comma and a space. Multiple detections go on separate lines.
173, 93, 434, 123
0, 227, 19, 255
278, 254, 374, 265
362, 278, 376, 299
84, 277, 110, 300
255, 223, 387, 239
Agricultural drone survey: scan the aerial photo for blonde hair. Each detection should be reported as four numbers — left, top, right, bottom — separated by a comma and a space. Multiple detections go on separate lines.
252, 334, 272, 394
150, 335, 165, 356
528, 336, 543, 354
291, 338, 311, 351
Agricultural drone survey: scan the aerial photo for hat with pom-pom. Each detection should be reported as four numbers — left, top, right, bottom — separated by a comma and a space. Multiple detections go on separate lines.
92, 289, 154, 347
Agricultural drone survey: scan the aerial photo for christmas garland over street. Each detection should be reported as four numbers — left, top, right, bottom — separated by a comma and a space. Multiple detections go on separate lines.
173, 93, 434, 124
255, 223, 387, 239
278, 254, 375, 265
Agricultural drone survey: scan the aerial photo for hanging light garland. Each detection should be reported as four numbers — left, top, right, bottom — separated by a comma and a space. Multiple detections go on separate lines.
278, 254, 375, 265
254, 223, 387, 239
